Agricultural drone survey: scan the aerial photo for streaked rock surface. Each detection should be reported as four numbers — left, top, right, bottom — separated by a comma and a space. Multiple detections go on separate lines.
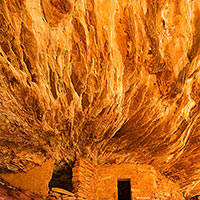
0, 0, 200, 198
0, 178, 42, 200
0, 159, 54, 196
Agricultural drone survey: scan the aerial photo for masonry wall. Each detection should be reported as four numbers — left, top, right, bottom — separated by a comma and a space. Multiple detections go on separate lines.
72, 158, 96, 200
95, 164, 185, 200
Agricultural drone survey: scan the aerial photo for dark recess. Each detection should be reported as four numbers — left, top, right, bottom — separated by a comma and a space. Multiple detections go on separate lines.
191, 196, 200, 200
118, 179, 131, 200
49, 161, 73, 192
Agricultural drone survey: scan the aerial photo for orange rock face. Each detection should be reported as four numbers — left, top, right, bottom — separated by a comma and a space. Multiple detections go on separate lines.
0, 178, 42, 200
0, 0, 200, 199
0, 159, 54, 196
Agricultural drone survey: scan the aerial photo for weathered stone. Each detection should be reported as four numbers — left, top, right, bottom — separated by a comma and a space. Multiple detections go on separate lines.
0, 178, 43, 200
0, 159, 54, 196
0, 0, 200, 199
51, 187, 74, 196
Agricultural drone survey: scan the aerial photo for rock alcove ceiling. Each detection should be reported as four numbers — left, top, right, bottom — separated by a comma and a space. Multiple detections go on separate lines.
0, 0, 200, 199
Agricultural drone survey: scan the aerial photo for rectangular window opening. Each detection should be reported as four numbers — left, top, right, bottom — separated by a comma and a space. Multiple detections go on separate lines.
118, 179, 131, 200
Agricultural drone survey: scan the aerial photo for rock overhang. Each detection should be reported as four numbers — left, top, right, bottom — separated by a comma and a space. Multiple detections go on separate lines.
0, 0, 200, 198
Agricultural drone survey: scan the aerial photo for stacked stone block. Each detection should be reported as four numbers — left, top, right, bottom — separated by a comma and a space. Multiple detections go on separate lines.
72, 158, 96, 200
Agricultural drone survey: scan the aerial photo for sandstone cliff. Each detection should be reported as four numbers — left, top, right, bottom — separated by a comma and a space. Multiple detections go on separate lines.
0, 0, 200, 198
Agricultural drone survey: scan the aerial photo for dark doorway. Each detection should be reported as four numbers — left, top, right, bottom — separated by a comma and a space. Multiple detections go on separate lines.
118, 179, 131, 200
49, 161, 73, 192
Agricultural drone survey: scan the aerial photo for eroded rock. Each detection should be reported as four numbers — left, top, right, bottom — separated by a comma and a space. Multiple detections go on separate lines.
0, 159, 54, 196
0, 0, 200, 198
